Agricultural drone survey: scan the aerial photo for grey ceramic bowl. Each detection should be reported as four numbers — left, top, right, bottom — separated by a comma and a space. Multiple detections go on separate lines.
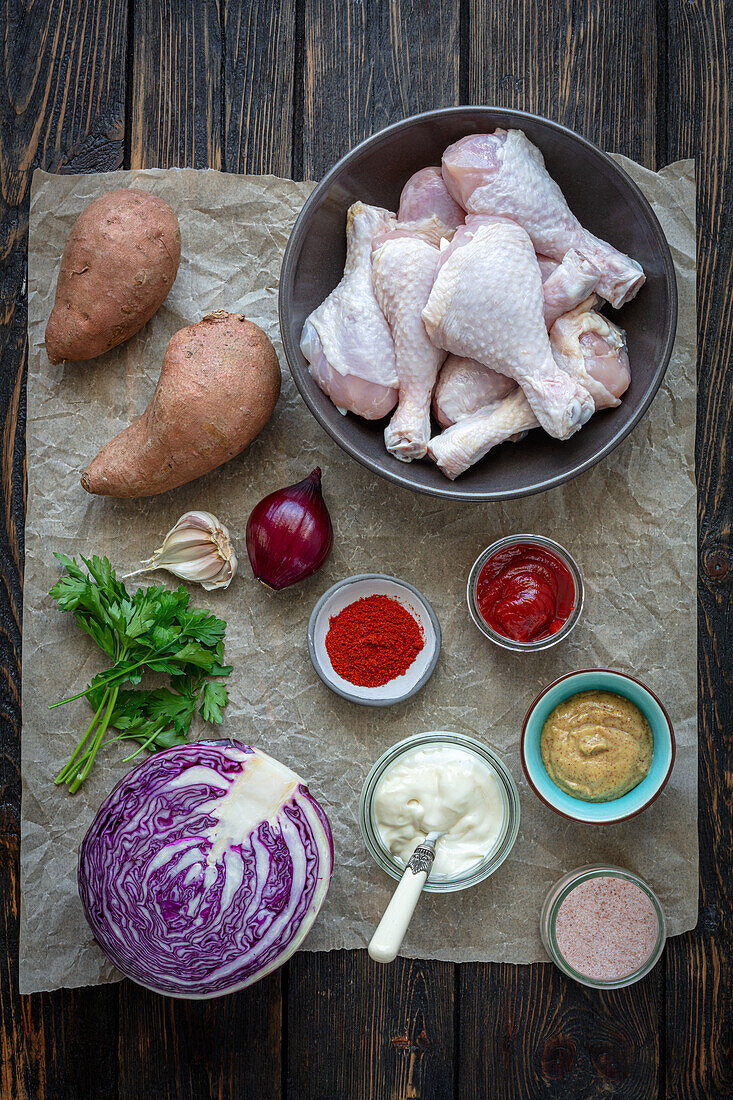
279, 107, 677, 502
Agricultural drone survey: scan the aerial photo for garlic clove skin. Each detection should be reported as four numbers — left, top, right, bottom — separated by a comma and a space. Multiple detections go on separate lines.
128, 511, 238, 591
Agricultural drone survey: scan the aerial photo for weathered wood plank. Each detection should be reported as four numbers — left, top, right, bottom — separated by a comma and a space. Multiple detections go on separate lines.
1, 2, 728, 1097
223, 0, 296, 175
0, 0, 128, 833
0, 5, 129, 1095
129, 0, 223, 169
467, 0, 658, 167
460, 5, 662, 1097
299, 0, 461, 179
290, 3, 461, 1096
116, 975, 283, 1100
288, 951, 455, 1100
664, 1, 733, 1096
1, 834, 120, 1100
459, 963, 660, 1099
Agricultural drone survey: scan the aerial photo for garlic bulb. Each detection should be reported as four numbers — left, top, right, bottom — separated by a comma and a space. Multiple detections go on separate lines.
127, 511, 238, 591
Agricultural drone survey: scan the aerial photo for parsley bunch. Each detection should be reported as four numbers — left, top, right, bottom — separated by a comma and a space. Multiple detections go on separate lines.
49, 554, 232, 793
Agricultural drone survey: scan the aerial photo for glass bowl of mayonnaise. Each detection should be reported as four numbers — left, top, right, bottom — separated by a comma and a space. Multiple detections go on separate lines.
359, 732, 521, 892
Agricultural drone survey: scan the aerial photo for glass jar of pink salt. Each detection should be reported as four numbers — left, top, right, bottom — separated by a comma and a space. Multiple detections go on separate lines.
540, 865, 666, 988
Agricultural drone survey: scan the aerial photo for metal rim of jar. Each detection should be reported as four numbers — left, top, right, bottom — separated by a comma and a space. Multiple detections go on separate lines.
466, 533, 585, 652
540, 864, 667, 988
359, 731, 521, 894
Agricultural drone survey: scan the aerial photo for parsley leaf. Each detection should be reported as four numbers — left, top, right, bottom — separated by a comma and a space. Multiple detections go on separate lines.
50, 555, 231, 793
200, 680, 229, 724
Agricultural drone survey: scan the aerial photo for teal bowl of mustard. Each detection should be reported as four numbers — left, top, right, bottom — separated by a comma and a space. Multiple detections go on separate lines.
520, 669, 675, 825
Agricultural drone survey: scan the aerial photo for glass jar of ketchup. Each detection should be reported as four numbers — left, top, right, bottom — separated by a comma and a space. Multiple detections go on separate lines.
467, 535, 584, 652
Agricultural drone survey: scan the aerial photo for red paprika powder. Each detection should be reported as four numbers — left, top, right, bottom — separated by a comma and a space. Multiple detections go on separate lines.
325, 595, 425, 687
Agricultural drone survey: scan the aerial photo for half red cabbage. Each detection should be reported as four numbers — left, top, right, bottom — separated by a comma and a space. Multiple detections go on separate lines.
78, 740, 333, 998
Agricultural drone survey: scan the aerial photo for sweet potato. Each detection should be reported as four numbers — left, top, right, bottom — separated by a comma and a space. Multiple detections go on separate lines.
45, 189, 181, 365
81, 311, 281, 498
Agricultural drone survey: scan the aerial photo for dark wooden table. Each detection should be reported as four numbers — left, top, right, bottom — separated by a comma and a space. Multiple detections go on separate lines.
1, 3, 730, 1098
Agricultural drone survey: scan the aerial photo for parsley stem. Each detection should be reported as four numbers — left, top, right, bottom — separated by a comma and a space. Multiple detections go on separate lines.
49, 641, 178, 708
55, 690, 110, 786
122, 722, 166, 762
49, 556, 231, 791
68, 685, 120, 794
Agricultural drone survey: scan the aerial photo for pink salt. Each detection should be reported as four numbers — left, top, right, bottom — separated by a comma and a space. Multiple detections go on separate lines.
554, 876, 659, 981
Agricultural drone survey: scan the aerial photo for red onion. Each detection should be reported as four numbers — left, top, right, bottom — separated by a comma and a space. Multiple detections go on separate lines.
246, 467, 334, 590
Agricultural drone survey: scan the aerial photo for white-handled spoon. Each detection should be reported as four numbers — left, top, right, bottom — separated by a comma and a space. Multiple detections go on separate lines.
368, 831, 444, 964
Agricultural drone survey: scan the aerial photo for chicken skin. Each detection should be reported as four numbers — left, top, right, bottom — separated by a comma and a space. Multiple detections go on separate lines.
432, 247, 601, 428
442, 130, 645, 308
428, 300, 630, 478
428, 387, 540, 479
541, 249, 601, 327
302, 129, 644, 480
372, 235, 445, 460
422, 218, 594, 439
398, 166, 465, 235
550, 298, 630, 406
432, 355, 516, 429
376, 167, 468, 248
300, 202, 399, 419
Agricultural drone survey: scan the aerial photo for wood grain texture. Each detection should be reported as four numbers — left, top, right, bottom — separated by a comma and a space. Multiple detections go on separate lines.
299, 0, 461, 179
1, 2, 730, 1097
1, 834, 120, 1100
130, 0, 222, 169
0, 0, 127, 832
664, 1, 733, 1096
223, 0, 296, 175
288, 951, 455, 1100
459, 964, 661, 1099
116, 975, 283, 1100
467, 0, 658, 166
0, 5, 128, 1097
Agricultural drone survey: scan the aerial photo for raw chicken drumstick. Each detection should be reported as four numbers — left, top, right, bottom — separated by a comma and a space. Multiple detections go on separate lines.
444, 231, 601, 328
422, 218, 594, 440
380, 167, 467, 247
372, 235, 445, 460
300, 202, 399, 419
541, 249, 601, 327
433, 248, 600, 428
428, 300, 630, 478
429, 388, 540, 479
398, 167, 465, 234
551, 298, 630, 405
536, 253, 561, 281
441, 130, 645, 308
433, 355, 516, 429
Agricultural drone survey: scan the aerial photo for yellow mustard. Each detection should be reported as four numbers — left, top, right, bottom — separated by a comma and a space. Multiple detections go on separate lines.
540, 690, 653, 802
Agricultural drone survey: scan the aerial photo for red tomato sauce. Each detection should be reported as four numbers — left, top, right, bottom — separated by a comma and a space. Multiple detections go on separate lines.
476, 543, 576, 642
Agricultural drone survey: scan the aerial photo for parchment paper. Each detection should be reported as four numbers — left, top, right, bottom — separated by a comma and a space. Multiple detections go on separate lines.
21, 159, 696, 992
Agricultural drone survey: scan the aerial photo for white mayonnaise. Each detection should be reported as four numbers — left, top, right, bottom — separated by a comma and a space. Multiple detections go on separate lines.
373, 743, 506, 878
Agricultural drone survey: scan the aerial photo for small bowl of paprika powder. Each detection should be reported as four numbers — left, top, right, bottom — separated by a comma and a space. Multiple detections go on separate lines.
307, 574, 441, 706
467, 534, 584, 652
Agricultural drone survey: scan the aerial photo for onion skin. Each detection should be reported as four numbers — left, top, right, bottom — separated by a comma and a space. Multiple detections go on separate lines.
246, 467, 334, 590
